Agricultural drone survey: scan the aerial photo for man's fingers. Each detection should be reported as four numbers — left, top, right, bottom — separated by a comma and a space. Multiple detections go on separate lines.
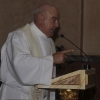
60, 49, 74, 54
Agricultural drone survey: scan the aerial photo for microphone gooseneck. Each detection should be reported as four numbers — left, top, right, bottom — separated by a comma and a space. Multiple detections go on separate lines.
60, 34, 91, 69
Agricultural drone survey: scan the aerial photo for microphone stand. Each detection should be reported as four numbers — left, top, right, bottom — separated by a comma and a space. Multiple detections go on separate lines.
60, 34, 91, 69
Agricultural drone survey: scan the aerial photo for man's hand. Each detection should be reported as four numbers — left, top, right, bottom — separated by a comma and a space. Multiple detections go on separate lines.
53, 49, 74, 64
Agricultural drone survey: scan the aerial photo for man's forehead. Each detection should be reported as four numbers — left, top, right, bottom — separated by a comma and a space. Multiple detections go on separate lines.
47, 8, 60, 16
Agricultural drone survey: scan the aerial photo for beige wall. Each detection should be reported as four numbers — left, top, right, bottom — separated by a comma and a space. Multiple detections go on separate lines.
83, 0, 100, 55
0, 0, 100, 55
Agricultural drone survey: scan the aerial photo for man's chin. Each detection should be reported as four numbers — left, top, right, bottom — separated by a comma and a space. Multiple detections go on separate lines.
49, 33, 54, 38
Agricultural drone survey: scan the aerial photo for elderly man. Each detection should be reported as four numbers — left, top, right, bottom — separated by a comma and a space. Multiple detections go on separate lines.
0, 3, 73, 100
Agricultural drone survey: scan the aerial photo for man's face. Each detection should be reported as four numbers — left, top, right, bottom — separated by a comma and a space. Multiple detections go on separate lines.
41, 8, 60, 38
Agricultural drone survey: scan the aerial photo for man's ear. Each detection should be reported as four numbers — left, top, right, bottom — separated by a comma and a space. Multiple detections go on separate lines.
38, 14, 44, 22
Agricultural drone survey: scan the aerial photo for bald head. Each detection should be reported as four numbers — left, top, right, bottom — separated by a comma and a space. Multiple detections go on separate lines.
38, 3, 57, 10
38, 3, 58, 12
33, 3, 59, 22
33, 3, 60, 38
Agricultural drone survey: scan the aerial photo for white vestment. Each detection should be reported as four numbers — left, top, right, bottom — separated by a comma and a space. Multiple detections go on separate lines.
0, 22, 56, 100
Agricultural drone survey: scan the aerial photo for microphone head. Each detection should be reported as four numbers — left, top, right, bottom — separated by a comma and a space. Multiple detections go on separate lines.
60, 34, 64, 38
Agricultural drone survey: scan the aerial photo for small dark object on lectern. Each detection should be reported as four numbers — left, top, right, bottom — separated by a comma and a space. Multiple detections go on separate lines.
84, 64, 91, 69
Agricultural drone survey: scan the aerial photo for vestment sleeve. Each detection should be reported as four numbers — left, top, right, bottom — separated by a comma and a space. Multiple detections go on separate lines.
8, 31, 53, 85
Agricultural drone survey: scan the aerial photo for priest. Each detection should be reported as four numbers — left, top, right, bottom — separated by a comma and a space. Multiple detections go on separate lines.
0, 3, 73, 100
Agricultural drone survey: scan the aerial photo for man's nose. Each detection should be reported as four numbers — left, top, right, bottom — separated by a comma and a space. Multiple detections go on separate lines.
55, 20, 59, 28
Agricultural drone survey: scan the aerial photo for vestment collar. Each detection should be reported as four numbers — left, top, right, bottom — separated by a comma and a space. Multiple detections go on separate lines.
30, 22, 48, 40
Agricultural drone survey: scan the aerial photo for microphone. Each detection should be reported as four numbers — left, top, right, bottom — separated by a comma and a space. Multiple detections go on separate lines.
60, 34, 91, 69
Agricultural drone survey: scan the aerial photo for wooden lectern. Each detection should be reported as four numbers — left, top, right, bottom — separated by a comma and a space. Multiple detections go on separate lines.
37, 68, 95, 100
